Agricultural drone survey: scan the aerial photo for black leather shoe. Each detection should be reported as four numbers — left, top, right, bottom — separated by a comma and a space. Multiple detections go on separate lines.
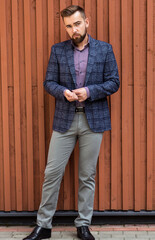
77, 226, 95, 240
23, 225, 51, 240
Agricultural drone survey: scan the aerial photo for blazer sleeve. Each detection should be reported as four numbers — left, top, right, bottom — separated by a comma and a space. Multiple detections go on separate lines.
43, 46, 67, 100
87, 44, 120, 101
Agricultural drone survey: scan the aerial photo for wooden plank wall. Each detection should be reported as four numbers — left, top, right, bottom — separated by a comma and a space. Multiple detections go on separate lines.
0, 0, 155, 212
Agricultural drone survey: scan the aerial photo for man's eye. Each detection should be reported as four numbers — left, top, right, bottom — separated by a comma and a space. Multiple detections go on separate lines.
75, 22, 80, 26
66, 25, 71, 29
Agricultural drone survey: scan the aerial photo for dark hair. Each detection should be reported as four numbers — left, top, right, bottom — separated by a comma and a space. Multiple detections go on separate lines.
60, 5, 86, 20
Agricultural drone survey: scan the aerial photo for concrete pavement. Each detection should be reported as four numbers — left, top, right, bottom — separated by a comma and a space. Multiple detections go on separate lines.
0, 225, 155, 239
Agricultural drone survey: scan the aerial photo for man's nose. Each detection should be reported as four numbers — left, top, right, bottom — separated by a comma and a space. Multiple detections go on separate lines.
72, 26, 77, 33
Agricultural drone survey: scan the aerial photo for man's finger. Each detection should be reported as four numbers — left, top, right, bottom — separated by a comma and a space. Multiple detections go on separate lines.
72, 89, 81, 93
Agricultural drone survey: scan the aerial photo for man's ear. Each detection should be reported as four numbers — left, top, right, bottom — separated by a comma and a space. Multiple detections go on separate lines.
85, 18, 89, 28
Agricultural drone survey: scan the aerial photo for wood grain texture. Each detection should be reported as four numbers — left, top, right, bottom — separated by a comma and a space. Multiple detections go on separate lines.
36, 0, 46, 196
121, 0, 129, 210
97, 0, 105, 210
0, 0, 11, 211
12, 0, 23, 211
133, 0, 141, 211
23, 0, 34, 210
147, 0, 153, 210
109, 0, 121, 210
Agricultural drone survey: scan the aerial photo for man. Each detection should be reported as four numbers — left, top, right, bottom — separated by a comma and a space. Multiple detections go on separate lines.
24, 5, 119, 240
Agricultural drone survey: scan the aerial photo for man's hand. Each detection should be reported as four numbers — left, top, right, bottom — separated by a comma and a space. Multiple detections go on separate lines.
64, 89, 78, 102
72, 88, 88, 102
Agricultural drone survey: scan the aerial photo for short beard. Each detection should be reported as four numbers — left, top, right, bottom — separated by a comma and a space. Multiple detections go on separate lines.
72, 31, 87, 45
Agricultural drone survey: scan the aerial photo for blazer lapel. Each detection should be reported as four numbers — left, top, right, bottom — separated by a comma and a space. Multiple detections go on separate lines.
65, 41, 76, 86
85, 36, 97, 85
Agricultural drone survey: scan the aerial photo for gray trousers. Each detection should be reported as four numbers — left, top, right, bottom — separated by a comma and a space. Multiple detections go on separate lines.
37, 112, 103, 229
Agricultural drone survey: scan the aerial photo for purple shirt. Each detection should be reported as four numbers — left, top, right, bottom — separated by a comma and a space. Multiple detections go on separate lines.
73, 41, 90, 107
63, 38, 90, 106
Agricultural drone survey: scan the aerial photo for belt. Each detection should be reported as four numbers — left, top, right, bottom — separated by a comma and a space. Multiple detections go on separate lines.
75, 107, 85, 113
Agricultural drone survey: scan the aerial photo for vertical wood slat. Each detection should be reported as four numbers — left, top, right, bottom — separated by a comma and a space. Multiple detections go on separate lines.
0, 62, 4, 210
146, 0, 153, 210
109, 0, 118, 210
23, 0, 34, 210
60, 0, 68, 41
84, 0, 92, 36
133, 0, 141, 211
0, 0, 4, 210
0, 0, 11, 211
11, 0, 23, 210
7, 0, 16, 210
99, 0, 110, 210
121, 0, 129, 210
18, 0, 28, 210
72, 0, 79, 5
127, 0, 134, 210
97, 0, 105, 211
97, 0, 104, 41
0, 1, 4, 207
36, 0, 46, 195
139, 0, 147, 210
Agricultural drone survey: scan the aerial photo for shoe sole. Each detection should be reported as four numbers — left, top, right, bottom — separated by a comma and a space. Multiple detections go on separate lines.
77, 233, 95, 240
37, 236, 51, 240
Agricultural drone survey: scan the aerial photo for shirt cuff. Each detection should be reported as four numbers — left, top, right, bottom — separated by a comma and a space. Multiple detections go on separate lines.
85, 87, 90, 98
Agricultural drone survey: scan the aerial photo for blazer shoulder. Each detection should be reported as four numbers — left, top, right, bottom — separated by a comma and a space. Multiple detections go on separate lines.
89, 36, 112, 52
50, 40, 71, 56
51, 40, 70, 49
96, 40, 112, 49
94, 40, 114, 57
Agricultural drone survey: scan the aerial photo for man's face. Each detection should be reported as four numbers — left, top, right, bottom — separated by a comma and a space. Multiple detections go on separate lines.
63, 11, 89, 45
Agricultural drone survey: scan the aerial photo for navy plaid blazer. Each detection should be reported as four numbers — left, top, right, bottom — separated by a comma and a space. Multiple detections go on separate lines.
44, 35, 120, 133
